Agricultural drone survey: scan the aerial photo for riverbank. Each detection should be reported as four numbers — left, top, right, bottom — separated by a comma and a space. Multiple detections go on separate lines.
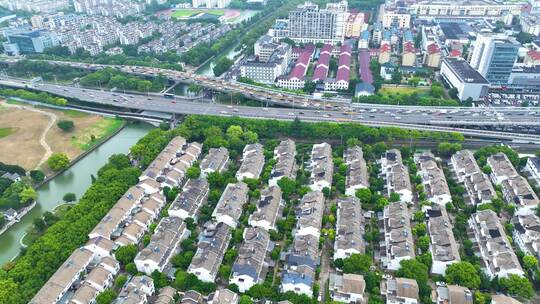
0, 123, 153, 264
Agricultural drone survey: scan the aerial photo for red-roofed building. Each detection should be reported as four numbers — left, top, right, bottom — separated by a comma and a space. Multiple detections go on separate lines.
277, 44, 315, 89
402, 41, 417, 67
379, 43, 391, 64
525, 50, 540, 65
325, 44, 352, 90
424, 43, 441, 68
448, 49, 461, 58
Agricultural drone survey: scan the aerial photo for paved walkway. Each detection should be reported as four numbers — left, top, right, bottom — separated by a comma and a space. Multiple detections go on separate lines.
1, 101, 57, 169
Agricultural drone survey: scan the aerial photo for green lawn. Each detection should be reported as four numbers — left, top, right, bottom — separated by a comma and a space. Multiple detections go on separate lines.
172, 8, 225, 18
0, 127, 15, 138
379, 86, 430, 96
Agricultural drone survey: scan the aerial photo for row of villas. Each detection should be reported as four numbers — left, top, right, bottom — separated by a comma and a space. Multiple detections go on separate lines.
344, 146, 369, 196
30, 136, 196, 304
487, 153, 539, 215
451, 150, 496, 205
380, 149, 413, 203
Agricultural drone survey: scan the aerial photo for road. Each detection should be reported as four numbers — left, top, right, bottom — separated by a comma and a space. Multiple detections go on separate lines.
2, 59, 540, 121
1, 78, 540, 144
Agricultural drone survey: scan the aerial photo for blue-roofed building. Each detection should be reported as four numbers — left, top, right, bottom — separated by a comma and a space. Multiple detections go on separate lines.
382, 29, 392, 43
3, 27, 59, 56
403, 30, 413, 42
372, 22, 382, 46
281, 265, 315, 296
359, 30, 370, 48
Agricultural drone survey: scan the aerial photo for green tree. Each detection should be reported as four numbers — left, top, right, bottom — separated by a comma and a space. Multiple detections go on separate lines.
47, 153, 70, 171
416, 236, 430, 253
114, 275, 128, 289
19, 187, 37, 203
445, 262, 481, 289
499, 274, 534, 299
29, 170, 45, 183
342, 253, 372, 274
523, 255, 538, 271
436, 142, 462, 157
356, 188, 372, 204
186, 166, 201, 179
56, 120, 74, 132
389, 192, 400, 202
62, 192, 76, 202
239, 295, 253, 304
96, 289, 117, 304
115, 244, 138, 265
213, 57, 234, 77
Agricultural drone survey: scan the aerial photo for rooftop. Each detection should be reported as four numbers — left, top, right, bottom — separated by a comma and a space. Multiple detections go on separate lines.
442, 57, 489, 84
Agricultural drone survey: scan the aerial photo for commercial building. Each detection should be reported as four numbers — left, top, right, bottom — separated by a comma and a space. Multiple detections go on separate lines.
3, 27, 59, 55
168, 178, 209, 221
269, 139, 297, 187
344, 146, 369, 196
440, 58, 489, 101
270, 1, 346, 44
188, 222, 232, 282
134, 216, 190, 275
380, 150, 413, 203
236, 143, 265, 180
200, 147, 229, 177
308, 143, 334, 191
469, 33, 519, 84
425, 206, 460, 275
328, 273, 366, 303
415, 152, 451, 205
230, 227, 272, 292
334, 196, 365, 260
451, 150, 496, 205
468, 210, 524, 279
248, 186, 283, 232
381, 202, 415, 270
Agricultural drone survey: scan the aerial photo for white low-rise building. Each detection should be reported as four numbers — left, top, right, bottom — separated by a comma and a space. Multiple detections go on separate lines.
415, 152, 452, 206
440, 58, 490, 101
308, 143, 333, 192
334, 196, 365, 260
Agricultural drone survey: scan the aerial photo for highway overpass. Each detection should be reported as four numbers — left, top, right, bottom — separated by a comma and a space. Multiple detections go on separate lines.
1, 78, 540, 145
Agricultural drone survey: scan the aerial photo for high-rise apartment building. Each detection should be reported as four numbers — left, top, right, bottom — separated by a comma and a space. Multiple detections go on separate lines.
192, 0, 231, 8
270, 1, 347, 44
469, 33, 519, 84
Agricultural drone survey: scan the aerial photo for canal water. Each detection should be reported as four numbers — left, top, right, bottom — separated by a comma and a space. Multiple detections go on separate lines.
196, 42, 243, 77
0, 123, 153, 265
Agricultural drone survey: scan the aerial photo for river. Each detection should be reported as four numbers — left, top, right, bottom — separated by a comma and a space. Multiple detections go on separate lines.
0, 123, 153, 265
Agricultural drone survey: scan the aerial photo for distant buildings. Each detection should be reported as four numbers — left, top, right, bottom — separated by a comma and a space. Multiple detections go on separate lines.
241, 36, 291, 84
410, 0, 521, 20
3, 27, 59, 55
270, 1, 347, 44
381, 6, 410, 28
192, 0, 231, 8
0, 0, 70, 13
440, 58, 490, 101
344, 11, 365, 38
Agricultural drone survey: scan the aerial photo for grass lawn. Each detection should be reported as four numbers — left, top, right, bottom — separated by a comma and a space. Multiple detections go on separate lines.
379, 86, 430, 96
0, 127, 14, 138
72, 118, 124, 151
172, 8, 225, 18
